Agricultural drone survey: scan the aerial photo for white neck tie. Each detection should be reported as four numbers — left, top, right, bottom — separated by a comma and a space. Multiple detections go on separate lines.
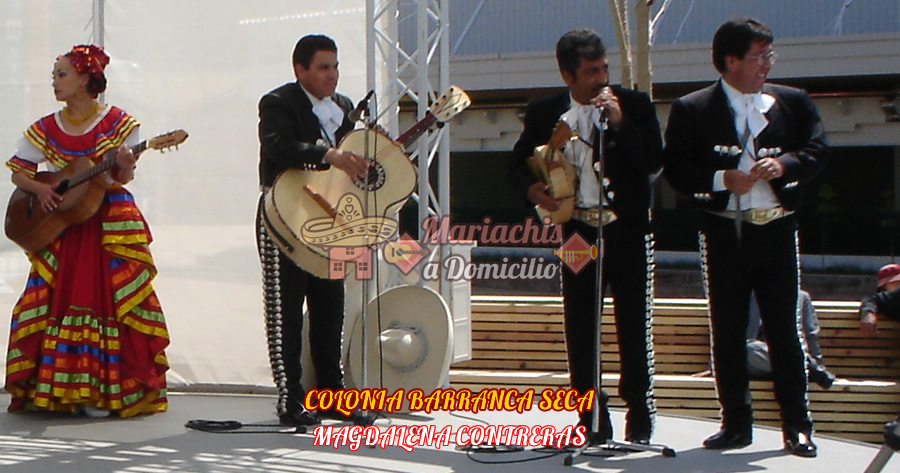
567, 103, 592, 141
313, 98, 343, 146
745, 94, 769, 139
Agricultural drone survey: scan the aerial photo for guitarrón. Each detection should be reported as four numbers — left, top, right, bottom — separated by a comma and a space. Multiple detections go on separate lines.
263, 87, 470, 278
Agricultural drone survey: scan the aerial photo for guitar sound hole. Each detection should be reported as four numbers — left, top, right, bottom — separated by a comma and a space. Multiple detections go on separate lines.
354, 159, 386, 192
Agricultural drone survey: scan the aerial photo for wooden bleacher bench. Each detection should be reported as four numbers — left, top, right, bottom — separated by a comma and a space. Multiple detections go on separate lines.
449, 295, 900, 444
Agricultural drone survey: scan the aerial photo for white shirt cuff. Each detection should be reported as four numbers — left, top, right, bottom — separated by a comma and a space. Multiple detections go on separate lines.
712, 170, 726, 192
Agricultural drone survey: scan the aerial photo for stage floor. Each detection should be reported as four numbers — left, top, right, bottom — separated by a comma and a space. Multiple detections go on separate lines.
0, 392, 893, 472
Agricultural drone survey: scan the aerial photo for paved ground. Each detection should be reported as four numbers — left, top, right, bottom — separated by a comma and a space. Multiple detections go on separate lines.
0, 392, 892, 473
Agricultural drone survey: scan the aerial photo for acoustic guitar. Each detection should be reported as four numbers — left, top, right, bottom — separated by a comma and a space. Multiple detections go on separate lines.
263, 86, 470, 278
526, 120, 577, 224
4, 130, 188, 252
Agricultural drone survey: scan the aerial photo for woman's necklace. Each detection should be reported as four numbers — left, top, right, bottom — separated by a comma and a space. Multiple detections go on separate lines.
62, 102, 100, 125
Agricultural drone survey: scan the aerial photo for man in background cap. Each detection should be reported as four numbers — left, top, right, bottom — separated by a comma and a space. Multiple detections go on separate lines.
860, 263, 900, 336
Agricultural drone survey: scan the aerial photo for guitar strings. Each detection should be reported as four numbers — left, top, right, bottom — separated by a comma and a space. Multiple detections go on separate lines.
358, 92, 388, 405
371, 93, 388, 399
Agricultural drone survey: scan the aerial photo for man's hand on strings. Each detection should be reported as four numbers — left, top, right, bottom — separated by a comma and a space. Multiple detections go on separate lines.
324, 148, 369, 181
527, 181, 562, 211
114, 144, 136, 183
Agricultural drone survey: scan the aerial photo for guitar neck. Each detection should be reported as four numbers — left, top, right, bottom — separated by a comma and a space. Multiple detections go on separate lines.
396, 112, 438, 148
67, 141, 146, 187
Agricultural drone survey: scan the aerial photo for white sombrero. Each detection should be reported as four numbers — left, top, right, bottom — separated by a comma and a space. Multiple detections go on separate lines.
345, 285, 453, 403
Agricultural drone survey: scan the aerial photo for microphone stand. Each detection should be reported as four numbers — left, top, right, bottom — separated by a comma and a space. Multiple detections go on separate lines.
363, 94, 383, 426
864, 417, 900, 473
354, 95, 377, 427
564, 110, 675, 466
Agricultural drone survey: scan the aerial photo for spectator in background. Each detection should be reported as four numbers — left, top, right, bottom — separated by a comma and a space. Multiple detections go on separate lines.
860, 263, 900, 337
746, 289, 836, 389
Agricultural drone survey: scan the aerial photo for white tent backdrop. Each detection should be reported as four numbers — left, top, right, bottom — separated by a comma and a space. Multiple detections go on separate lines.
0, 0, 370, 390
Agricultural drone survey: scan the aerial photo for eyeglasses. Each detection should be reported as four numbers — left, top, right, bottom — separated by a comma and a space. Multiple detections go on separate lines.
746, 51, 777, 66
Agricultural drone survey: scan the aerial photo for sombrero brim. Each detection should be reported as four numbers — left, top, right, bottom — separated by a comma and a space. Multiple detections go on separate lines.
345, 285, 453, 401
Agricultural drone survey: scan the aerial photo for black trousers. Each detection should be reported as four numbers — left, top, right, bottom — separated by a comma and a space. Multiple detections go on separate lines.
256, 195, 345, 415
700, 212, 813, 435
561, 218, 656, 437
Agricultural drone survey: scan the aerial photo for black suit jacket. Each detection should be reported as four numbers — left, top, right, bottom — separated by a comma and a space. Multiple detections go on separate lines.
662, 80, 829, 212
508, 87, 663, 232
258, 81, 355, 188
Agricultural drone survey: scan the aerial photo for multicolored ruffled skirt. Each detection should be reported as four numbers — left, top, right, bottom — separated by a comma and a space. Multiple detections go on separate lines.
5, 188, 169, 417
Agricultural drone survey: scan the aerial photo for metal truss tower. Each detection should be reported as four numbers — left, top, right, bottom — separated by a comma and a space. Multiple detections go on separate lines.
366, 0, 452, 276
366, 1, 471, 365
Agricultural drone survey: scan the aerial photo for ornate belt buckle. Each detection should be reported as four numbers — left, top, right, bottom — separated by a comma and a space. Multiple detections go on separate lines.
582, 209, 600, 226
601, 208, 618, 226
746, 208, 781, 225
575, 208, 617, 227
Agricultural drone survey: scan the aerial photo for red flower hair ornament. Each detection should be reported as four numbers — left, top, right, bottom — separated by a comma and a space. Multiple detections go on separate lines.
63, 44, 110, 78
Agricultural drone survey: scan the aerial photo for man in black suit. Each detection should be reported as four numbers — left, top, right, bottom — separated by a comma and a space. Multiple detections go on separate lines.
256, 34, 370, 427
509, 28, 662, 444
662, 18, 828, 457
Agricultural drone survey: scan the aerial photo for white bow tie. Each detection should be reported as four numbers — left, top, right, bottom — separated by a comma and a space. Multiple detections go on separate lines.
563, 101, 600, 139
742, 93, 775, 138
313, 97, 343, 127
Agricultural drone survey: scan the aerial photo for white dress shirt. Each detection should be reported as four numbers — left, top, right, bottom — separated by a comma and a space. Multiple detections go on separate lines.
713, 79, 779, 211
560, 96, 603, 208
301, 85, 344, 147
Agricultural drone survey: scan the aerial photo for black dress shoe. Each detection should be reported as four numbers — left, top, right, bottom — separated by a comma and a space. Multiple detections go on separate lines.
625, 410, 652, 444
784, 431, 817, 458
703, 429, 752, 449
577, 411, 612, 446
319, 408, 375, 426
625, 433, 650, 445
576, 421, 610, 446
279, 409, 322, 427
808, 366, 836, 389
585, 430, 611, 446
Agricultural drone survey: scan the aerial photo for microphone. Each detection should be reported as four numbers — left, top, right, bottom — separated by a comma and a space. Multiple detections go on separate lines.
597, 86, 612, 119
349, 90, 375, 122
594, 86, 613, 128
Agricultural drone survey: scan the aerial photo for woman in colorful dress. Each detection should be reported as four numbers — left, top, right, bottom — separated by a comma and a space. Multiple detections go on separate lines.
4, 44, 169, 417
